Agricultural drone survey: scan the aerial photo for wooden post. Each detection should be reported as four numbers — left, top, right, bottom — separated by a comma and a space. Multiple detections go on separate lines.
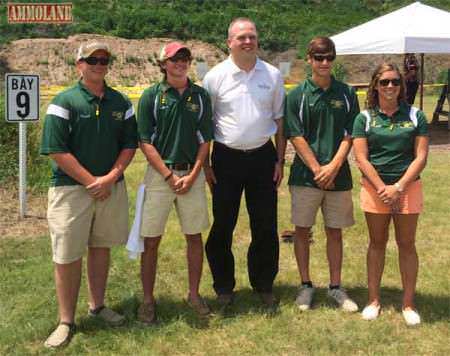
420, 53, 424, 110
447, 69, 450, 130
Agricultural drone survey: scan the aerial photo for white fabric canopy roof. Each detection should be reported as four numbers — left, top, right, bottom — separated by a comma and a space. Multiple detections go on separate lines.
331, 2, 450, 54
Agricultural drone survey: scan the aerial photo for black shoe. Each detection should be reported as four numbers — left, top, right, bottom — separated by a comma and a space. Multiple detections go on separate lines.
216, 293, 234, 307
258, 292, 279, 308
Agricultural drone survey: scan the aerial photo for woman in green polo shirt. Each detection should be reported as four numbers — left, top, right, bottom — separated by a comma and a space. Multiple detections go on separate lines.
352, 63, 429, 326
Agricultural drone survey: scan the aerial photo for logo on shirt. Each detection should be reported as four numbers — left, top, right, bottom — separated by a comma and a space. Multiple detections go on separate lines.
186, 102, 199, 112
370, 119, 382, 128
400, 121, 414, 128
159, 94, 169, 110
257, 83, 271, 90
112, 111, 124, 121
330, 100, 344, 109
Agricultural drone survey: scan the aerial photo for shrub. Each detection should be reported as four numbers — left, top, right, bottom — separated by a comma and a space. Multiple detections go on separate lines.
332, 61, 348, 82
0, 95, 19, 184
0, 94, 49, 189
65, 57, 75, 66
125, 55, 140, 64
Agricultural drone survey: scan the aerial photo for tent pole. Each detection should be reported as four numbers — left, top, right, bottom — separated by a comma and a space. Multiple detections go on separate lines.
420, 53, 424, 110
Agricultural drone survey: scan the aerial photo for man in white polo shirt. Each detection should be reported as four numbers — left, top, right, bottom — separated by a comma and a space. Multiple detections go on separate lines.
203, 17, 286, 307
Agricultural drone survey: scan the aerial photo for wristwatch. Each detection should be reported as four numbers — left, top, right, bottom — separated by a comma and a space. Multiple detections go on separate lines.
394, 182, 404, 192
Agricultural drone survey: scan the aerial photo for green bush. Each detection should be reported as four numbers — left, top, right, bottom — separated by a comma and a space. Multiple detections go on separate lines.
0, 95, 19, 184
6, 0, 450, 54
332, 60, 348, 82
427, 69, 449, 96
437, 69, 449, 85
0, 95, 49, 189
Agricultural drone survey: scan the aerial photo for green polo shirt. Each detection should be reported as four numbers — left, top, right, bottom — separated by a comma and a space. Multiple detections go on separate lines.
40, 81, 138, 186
352, 103, 428, 184
137, 79, 213, 164
284, 77, 359, 190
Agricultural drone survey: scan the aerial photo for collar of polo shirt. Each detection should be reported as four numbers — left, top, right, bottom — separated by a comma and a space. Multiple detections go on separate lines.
229, 56, 264, 75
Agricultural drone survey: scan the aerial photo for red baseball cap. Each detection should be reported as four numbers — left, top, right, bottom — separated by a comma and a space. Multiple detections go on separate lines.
159, 41, 191, 61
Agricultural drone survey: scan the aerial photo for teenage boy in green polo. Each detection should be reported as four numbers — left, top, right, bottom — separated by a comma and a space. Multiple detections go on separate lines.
284, 36, 359, 312
137, 42, 214, 324
41, 41, 138, 348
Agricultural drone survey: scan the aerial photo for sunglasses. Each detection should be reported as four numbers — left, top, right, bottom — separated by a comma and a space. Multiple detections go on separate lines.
168, 54, 192, 63
378, 78, 401, 87
82, 57, 110, 65
312, 54, 335, 62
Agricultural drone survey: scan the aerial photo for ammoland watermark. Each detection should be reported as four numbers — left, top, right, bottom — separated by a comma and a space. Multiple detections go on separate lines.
7, 2, 73, 24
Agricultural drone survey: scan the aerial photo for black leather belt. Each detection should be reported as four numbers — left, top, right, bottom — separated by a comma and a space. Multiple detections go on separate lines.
166, 163, 193, 170
215, 140, 271, 154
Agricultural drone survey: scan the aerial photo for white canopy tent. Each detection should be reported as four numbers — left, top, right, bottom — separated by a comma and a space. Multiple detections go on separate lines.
331, 1, 450, 116
331, 2, 450, 54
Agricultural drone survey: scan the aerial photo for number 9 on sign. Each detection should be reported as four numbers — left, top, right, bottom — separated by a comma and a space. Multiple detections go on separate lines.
16, 91, 31, 119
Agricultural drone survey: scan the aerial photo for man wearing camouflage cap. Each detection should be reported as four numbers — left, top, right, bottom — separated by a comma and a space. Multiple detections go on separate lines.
41, 41, 138, 348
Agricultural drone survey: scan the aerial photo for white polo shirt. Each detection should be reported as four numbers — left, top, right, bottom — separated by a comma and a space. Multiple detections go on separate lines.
203, 57, 285, 150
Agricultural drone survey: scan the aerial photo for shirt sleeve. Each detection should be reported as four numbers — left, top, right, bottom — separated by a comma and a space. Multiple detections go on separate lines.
197, 90, 214, 143
40, 94, 71, 155
416, 110, 428, 136
272, 71, 285, 120
352, 113, 367, 138
120, 97, 139, 149
283, 87, 304, 138
137, 88, 156, 144
344, 86, 360, 136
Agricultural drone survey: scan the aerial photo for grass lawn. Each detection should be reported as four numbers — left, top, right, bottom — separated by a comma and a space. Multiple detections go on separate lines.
1, 149, 449, 355
1, 93, 449, 354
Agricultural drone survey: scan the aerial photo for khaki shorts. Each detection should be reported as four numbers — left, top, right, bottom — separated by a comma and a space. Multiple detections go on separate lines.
360, 178, 423, 214
47, 180, 129, 264
290, 186, 354, 229
140, 165, 209, 237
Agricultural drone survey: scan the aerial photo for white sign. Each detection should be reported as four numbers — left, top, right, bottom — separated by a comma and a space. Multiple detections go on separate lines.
196, 62, 209, 81
279, 62, 291, 78
5, 74, 40, 122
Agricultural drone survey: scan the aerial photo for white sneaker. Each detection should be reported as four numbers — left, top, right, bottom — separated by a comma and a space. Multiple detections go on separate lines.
361, 304, 381, 320
295, 285, 315, 311
327, 287, 359, 312
402, 309, 421, 326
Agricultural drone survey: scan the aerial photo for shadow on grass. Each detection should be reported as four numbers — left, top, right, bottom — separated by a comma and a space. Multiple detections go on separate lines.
279, 284, 449, 324
77, 294, 213, 333
77, 288, 290, 335
74, 284, 448, 337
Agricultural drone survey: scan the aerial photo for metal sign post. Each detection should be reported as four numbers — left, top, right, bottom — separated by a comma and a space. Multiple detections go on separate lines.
19, 122, 27, 218
5, 73, 40, 219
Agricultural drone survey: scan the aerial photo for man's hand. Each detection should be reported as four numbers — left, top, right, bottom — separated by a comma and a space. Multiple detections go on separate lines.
314, 163, 339, 190
204, 166, 217, 193
173, 174, 195, 195
377, 185, 400, 205
273, 162, 284, 188
86, 175, 115, 201
166, 173, 181, 192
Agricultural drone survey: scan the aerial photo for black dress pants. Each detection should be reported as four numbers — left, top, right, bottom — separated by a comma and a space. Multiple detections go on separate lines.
205, 141, 279, 295
406, 79, 419, 105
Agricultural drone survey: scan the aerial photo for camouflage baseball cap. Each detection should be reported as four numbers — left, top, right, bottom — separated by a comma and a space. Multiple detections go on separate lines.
76, 41, 111, 61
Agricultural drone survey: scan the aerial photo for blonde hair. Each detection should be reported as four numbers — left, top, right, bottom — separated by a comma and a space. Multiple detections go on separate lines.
366, 63, 406, 109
